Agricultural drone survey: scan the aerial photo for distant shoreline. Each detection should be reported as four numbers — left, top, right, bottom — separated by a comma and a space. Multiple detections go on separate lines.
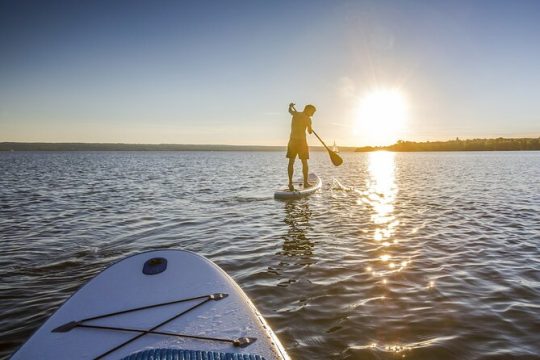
355, 137, 540, 152
1, 137, 539, 152
0, 142, 352, 152
0, 142, 287, 152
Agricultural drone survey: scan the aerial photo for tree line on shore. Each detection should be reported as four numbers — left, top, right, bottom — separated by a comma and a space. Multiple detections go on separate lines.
356, 137, 540, 152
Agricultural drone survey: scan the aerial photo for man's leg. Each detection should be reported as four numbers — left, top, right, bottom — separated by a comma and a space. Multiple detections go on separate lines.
288, 157, 295, 190
301, 159, 311, 187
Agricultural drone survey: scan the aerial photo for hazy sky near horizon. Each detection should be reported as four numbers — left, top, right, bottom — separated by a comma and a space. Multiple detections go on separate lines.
1, 0, 540, 146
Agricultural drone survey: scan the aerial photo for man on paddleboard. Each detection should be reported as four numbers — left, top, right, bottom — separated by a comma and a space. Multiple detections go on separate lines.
287, 103, 316, 190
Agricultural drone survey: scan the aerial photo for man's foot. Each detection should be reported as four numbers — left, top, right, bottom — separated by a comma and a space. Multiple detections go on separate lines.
288, 183, 295, 191
303, 182, 313, 188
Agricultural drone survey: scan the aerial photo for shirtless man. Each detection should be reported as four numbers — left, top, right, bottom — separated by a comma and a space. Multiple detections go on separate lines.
286, 103, 316, 190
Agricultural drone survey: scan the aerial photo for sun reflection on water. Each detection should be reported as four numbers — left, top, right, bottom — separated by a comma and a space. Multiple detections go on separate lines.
367, 151, 399, 244
359, 151, 410, 286
361, 151, 421, 353
365, 152, 399, 256
362, 151, 407, 281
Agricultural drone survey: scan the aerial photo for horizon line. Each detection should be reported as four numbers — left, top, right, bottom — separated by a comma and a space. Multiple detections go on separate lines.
1, 135, 539, 148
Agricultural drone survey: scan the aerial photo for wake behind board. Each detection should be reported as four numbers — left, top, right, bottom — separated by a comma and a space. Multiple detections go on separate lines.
274, 173, 322, 200
11, 250, 290, 360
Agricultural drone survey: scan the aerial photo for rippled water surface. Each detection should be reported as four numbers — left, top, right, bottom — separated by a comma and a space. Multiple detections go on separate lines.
1, 151, 540, 359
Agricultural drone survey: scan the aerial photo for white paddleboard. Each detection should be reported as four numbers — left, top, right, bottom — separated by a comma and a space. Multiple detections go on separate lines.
11, 250, 290, 360
274, 173, 322, 200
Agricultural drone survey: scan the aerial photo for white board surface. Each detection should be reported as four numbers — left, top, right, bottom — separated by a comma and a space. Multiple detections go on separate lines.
11, 250, 290, 360
274, 173, 322, 200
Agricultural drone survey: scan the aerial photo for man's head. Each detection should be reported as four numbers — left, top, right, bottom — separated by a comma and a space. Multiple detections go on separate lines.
304, 104, 316, 116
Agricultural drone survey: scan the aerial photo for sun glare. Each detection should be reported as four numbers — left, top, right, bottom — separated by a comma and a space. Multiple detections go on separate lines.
355, 89, 408, 146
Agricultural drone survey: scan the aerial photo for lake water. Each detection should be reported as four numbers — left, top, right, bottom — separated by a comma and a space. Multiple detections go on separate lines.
1, 151, 539, 359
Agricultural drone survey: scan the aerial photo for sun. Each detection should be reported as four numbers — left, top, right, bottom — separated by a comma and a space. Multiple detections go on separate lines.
355, 89, 408, 146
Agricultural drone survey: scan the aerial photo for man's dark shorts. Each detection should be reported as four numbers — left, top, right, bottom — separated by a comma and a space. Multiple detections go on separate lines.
286, 138, 309, 160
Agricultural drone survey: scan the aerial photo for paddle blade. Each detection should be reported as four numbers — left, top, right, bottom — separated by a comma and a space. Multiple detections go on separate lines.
329, 150, 343, 166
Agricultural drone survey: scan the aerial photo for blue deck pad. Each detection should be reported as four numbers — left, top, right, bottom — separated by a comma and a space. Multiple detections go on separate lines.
120, 348, 266, 360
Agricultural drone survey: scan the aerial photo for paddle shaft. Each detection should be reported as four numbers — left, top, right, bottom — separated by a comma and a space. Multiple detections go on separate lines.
312, 130, 332, 152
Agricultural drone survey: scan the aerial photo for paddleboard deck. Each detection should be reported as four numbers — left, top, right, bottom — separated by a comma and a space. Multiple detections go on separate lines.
11, 250, 290, 360
274, 173, 322, 200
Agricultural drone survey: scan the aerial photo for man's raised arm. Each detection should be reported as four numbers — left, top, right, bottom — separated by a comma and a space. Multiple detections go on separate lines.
288, 103, 296, 115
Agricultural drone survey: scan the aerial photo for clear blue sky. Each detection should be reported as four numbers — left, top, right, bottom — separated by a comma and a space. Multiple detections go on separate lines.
1, 0, 539, 146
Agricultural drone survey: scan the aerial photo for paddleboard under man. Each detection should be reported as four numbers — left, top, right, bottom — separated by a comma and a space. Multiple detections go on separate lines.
286, 102, 316, 191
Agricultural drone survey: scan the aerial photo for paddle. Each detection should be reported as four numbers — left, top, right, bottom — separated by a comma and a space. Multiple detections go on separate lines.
312, 130, 343, 166
291, 104, 343, 166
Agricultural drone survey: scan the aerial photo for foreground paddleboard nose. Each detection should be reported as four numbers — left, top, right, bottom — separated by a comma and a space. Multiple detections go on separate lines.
11, 250, 290, 360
